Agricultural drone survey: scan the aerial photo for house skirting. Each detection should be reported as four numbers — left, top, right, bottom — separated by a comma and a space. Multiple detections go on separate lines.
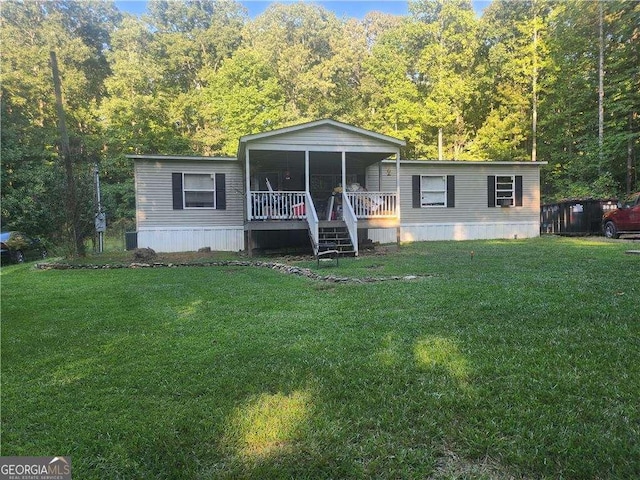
368, 222, 540, 244
137, 227, 244, 252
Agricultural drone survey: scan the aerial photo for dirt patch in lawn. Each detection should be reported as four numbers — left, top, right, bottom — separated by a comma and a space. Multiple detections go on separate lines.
431, 447, 530, 480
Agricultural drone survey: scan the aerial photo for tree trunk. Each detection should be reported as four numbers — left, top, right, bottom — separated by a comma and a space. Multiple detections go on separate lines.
598, 1, 604, 174
628, 112, 634, 195
51, 50, 83, 256
532, 1, 538, 162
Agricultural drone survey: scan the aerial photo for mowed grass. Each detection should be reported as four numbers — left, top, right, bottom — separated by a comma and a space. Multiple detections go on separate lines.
1, 237, 639, 479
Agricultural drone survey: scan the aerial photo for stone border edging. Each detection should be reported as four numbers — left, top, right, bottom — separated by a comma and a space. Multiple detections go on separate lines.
36, 260, 429, 283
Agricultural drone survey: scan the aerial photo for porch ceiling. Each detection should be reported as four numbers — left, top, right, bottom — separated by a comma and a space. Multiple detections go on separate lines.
247, 149, 393, 169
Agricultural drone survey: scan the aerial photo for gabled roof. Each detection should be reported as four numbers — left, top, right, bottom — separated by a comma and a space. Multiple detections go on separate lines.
240, 119, 406, 145
238, 119, 406, 158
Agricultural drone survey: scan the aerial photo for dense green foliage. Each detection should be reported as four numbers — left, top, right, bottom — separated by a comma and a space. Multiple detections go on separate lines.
1, 0, 638, 246
2, 238, 639, 478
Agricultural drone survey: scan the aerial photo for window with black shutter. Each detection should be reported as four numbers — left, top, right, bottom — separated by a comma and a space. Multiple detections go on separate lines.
412, 175, 455, 208
172, 173, 184, 210
172, 172, 226, 210
446, 175, 455, 208
488, 175, 523, 207
215, 173, 226, 210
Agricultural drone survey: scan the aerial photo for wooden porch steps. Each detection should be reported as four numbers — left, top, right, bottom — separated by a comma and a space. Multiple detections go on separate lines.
317, 223, 355, 257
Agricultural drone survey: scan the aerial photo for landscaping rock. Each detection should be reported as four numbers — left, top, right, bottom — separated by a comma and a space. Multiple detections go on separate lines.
35, 258, 430, 283
132, 247, 156, 262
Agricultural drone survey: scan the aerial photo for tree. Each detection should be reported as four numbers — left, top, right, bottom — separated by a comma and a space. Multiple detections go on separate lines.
409, 0, 480, 160
102, 16, 190, 151
243, 3, 343, 120
1, 0, 120, 252
540, 0, 638, 200
471, 0, 550, 162
196, 48, 289, 155
603, 1, 639, 195
359, 21, 427, 158
143, 0, 247, 145
146, 0, 245, 84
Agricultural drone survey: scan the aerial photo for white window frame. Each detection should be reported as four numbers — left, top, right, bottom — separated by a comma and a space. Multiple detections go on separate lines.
420, 175, 447, 208
183, 173, 216, 209
495, 175, 515, 207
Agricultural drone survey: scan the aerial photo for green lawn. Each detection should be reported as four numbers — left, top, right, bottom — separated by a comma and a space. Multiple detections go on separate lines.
2, 237, 639, 479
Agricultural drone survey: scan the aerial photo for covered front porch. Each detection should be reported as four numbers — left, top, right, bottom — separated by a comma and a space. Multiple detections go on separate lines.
239, 120, 405, 256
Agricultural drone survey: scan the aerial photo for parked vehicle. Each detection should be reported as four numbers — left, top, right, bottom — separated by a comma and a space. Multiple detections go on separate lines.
602, 192, 640, 238
0, 231, 48, 264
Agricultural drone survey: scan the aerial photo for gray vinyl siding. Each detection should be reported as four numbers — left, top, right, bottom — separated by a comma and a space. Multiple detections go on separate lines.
247, 125, 400, 153
135, 159, 244, 229
367, 161, 541, 224
365, 164, 394, 191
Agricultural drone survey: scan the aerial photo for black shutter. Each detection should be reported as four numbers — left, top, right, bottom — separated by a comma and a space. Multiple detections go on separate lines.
412, 175, 421, 208
215, 173, 226, 210
446, 175, 455, 208
515, 175, 523, 207
172, 173, 183, 210
487, 175, 496, 208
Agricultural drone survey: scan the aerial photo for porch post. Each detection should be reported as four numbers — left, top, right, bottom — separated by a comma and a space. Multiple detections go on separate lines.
378, 162, 383, 190
395, 149, 400, 203
245, 148, 251, 221
341, 151, 346, 192
245, 148, 252, 256
305, 150, 310, 192
396, 148, 401, 247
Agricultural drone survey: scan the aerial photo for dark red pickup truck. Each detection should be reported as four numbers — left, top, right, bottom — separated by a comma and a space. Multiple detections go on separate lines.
603, 192, 640, 238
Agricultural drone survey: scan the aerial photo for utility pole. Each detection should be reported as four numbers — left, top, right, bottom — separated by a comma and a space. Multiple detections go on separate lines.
94, 163, 106, 253
51, 50, 82, 256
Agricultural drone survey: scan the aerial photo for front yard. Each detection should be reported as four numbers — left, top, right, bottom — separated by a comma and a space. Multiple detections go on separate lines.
1, 237, 639, 479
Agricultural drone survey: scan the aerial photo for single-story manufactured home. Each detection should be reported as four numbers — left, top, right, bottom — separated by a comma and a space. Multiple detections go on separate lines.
130, 119, 544, 255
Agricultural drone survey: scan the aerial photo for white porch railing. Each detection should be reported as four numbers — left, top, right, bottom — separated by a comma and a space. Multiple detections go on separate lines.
306, 192, 319, 255
342, 193, 359, 256
250, 191, 307, 220
345, 192, 398, 218
250, 191, 398, 221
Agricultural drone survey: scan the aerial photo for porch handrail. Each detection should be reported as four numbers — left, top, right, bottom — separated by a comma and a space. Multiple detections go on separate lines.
305, 192, 319, 255
249, 190, 306, 220
342, 192, 359, 256
345, 191, 398, 218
